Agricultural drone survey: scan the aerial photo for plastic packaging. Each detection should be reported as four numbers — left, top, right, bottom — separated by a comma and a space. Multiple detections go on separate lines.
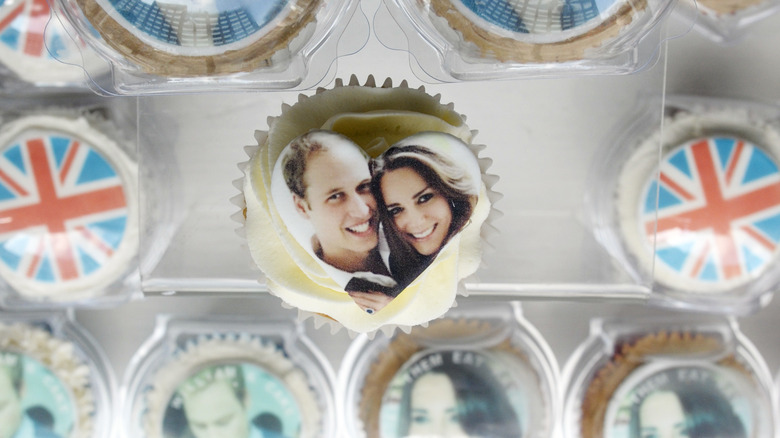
0, 308, 115, 438
562, 316, 776, 438
676, 0, 780, 42
374, 0, 679, 81
0, 0, 110, 90
121, 314, 338, 438
588, 94, 780, 315
0, 95, 149, 308
339, 301, 559, 438
50, 0, 367, 94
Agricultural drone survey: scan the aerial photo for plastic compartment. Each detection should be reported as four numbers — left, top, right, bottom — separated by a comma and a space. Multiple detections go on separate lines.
49, 0, 369, 94
588, 94, 780, 315
674, 0, 780, 43
0, 94, 158, 308
136, 53, 670, 300
561, 316, 776, 438
0, 308, 115, 438
373, 0, 681, 81
120, 314, 338, 438
338, 301, 559, 437
0, 0, 110, 90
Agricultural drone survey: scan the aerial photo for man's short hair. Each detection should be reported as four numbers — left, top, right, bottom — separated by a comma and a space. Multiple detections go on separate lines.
282, 131, 330, 199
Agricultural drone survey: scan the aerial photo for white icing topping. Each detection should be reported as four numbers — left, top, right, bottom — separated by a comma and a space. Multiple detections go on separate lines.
617, 107, 780, 294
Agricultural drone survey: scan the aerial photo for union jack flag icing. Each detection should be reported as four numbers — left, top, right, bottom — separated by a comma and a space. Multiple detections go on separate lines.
640, 136, 780, 287
0, 129, 130, 293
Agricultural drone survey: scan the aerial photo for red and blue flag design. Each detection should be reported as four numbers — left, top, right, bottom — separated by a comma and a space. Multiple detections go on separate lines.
0, 132, 128, 285
642, 137, 780, 285
0, 0, 67, 60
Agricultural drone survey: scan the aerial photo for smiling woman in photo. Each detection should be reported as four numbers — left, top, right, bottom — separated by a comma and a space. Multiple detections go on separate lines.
370, 138, 478, 289
394, 351, 523, 438
628, 375, 747, 438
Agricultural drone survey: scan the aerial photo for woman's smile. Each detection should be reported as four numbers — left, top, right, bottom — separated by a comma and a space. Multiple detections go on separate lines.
381, 167, 453, 256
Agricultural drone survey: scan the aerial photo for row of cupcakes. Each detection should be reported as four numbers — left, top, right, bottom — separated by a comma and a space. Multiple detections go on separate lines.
1, 81, 780, 336
4, 301, 780, 438
1, 0, 777, 93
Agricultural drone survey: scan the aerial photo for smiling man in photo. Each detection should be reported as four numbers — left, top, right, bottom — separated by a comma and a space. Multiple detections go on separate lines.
281, 130, 397, 313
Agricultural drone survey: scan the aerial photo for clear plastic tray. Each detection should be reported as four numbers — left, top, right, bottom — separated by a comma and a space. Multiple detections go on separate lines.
0, 308, 115, 438
588, 94, 780, 315
561, 316, 776, 438
136, 64, 669, 302
49, 0, 370, 94
373, 0, 682, 81
338, 301, 559, 437
675, 0, 780, 43
120, 314, 338, 438
0, 95, 153, 308
0, 0, 110, 91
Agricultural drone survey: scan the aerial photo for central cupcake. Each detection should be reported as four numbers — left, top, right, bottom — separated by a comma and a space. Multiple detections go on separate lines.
236, 76, 495, 333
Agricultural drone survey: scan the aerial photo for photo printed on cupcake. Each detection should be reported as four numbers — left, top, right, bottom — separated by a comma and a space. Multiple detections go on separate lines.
162, 362, 302, 438
271, 130, 481, 314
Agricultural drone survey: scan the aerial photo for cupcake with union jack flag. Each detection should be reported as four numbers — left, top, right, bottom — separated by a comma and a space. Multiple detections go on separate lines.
0, 112, 138, 303
614, 98, 780, 305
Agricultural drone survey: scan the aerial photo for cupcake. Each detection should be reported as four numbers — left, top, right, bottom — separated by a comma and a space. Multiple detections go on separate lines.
694, 0, 768, 15
574, 330, 774, 438
0, 114, 138, 302
234, 78, 493, 332
235, 76, 496, 333
0, 319, 108, 438
73, 0, 321, 76
670, 0, 779, 42
613, 102, 780, 302
418, 0, 654, 63
131, 325, 333, 438
341, 312, 558, 438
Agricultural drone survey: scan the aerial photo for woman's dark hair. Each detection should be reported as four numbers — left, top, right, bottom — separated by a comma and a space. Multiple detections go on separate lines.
370, 145, 477, 288
396, 351, 522, 438
629, 372, 747, 438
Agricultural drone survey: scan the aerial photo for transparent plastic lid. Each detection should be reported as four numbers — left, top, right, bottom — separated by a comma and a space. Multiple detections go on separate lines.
339, 302, 559, 437
376, 0, 681, 80
121, 315, 337, 438
49, 0, 368, 94
588, 94, 780, 314
0, 99, 143, 308
0, 0, 109, 88
676, 0, 780, 43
